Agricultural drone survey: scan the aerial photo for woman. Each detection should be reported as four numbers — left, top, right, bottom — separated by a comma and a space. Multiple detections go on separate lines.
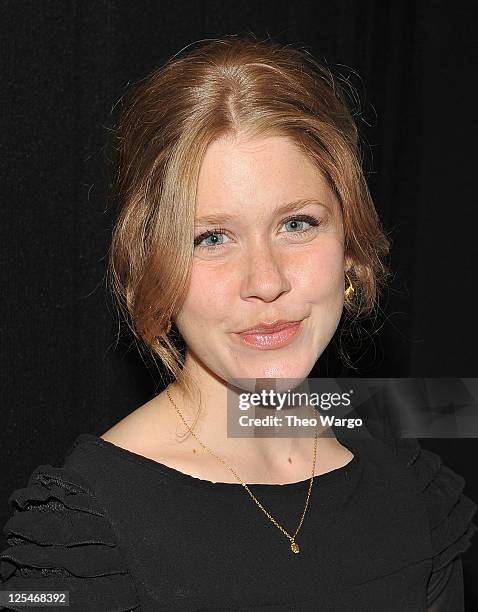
1, 35, 476, 611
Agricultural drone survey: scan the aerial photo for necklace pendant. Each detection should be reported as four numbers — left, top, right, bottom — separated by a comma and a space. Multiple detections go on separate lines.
290, 540, 300, 554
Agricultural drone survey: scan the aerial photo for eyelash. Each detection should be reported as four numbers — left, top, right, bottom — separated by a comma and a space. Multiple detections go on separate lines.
193, 214, 323, 250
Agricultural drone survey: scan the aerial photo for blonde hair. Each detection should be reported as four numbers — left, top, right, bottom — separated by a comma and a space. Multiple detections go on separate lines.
107, 34, 392, 403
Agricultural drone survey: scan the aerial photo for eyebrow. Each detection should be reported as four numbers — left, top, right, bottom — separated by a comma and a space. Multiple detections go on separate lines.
194, 199, 328, 226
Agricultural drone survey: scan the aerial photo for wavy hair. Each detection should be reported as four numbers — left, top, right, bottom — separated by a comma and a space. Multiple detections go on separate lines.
106, 34, 392, 403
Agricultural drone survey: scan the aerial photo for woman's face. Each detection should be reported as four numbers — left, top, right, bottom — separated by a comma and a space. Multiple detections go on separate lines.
175, 134, 350, 382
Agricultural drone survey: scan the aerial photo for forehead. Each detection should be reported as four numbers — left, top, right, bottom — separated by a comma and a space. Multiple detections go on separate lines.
195, 134, 339, 221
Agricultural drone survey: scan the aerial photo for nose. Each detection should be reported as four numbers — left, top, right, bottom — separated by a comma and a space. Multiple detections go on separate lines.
239, 240, 291, 302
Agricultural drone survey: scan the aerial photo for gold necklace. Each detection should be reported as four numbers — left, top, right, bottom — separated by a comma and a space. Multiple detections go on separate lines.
166, 387, 319, 554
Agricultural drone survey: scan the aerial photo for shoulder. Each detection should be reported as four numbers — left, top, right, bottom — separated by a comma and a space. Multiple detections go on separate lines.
0, 458, 139, 611
357, 434, 477, 604
357, 434, 477, 565
393, 438, 477, 607
395, 439, 477, 571
346, 434, 477, 605
99, 394, 171, 458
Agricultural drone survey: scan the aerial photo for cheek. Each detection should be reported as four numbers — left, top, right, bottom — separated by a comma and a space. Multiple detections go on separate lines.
182, 263, 232, 323
297, 240, 345, 299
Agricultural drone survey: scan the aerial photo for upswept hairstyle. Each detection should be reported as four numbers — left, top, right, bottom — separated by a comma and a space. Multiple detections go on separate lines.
107, 34, 391, 402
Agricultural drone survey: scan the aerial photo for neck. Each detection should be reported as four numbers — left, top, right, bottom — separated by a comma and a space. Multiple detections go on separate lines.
160, 368, 343, 474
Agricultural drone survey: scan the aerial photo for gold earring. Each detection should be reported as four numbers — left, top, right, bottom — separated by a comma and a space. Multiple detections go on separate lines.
344, 273, 354, 299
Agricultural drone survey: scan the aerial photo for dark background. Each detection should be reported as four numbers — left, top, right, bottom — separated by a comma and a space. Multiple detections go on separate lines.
1, 0, 477, 605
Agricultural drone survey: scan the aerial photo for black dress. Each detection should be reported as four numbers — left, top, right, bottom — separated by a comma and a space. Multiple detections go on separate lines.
1, 431, 477, 611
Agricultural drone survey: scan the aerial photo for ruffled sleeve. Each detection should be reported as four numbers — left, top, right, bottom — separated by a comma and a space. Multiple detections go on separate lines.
388, 437, 478, 609
0, 464, 139, 611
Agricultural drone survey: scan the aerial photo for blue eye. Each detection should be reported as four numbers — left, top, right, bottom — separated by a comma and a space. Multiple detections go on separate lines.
193, 227, 230, 249
283, 216, 316, 233
193, 214, 322, 251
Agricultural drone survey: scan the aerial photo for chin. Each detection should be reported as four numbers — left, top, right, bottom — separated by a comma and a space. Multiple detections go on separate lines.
242, 361, 313, 384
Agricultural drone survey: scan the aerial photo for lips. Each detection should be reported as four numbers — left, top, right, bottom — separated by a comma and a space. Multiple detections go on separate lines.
237, 320, 301, 334
234, 320, 303, 350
